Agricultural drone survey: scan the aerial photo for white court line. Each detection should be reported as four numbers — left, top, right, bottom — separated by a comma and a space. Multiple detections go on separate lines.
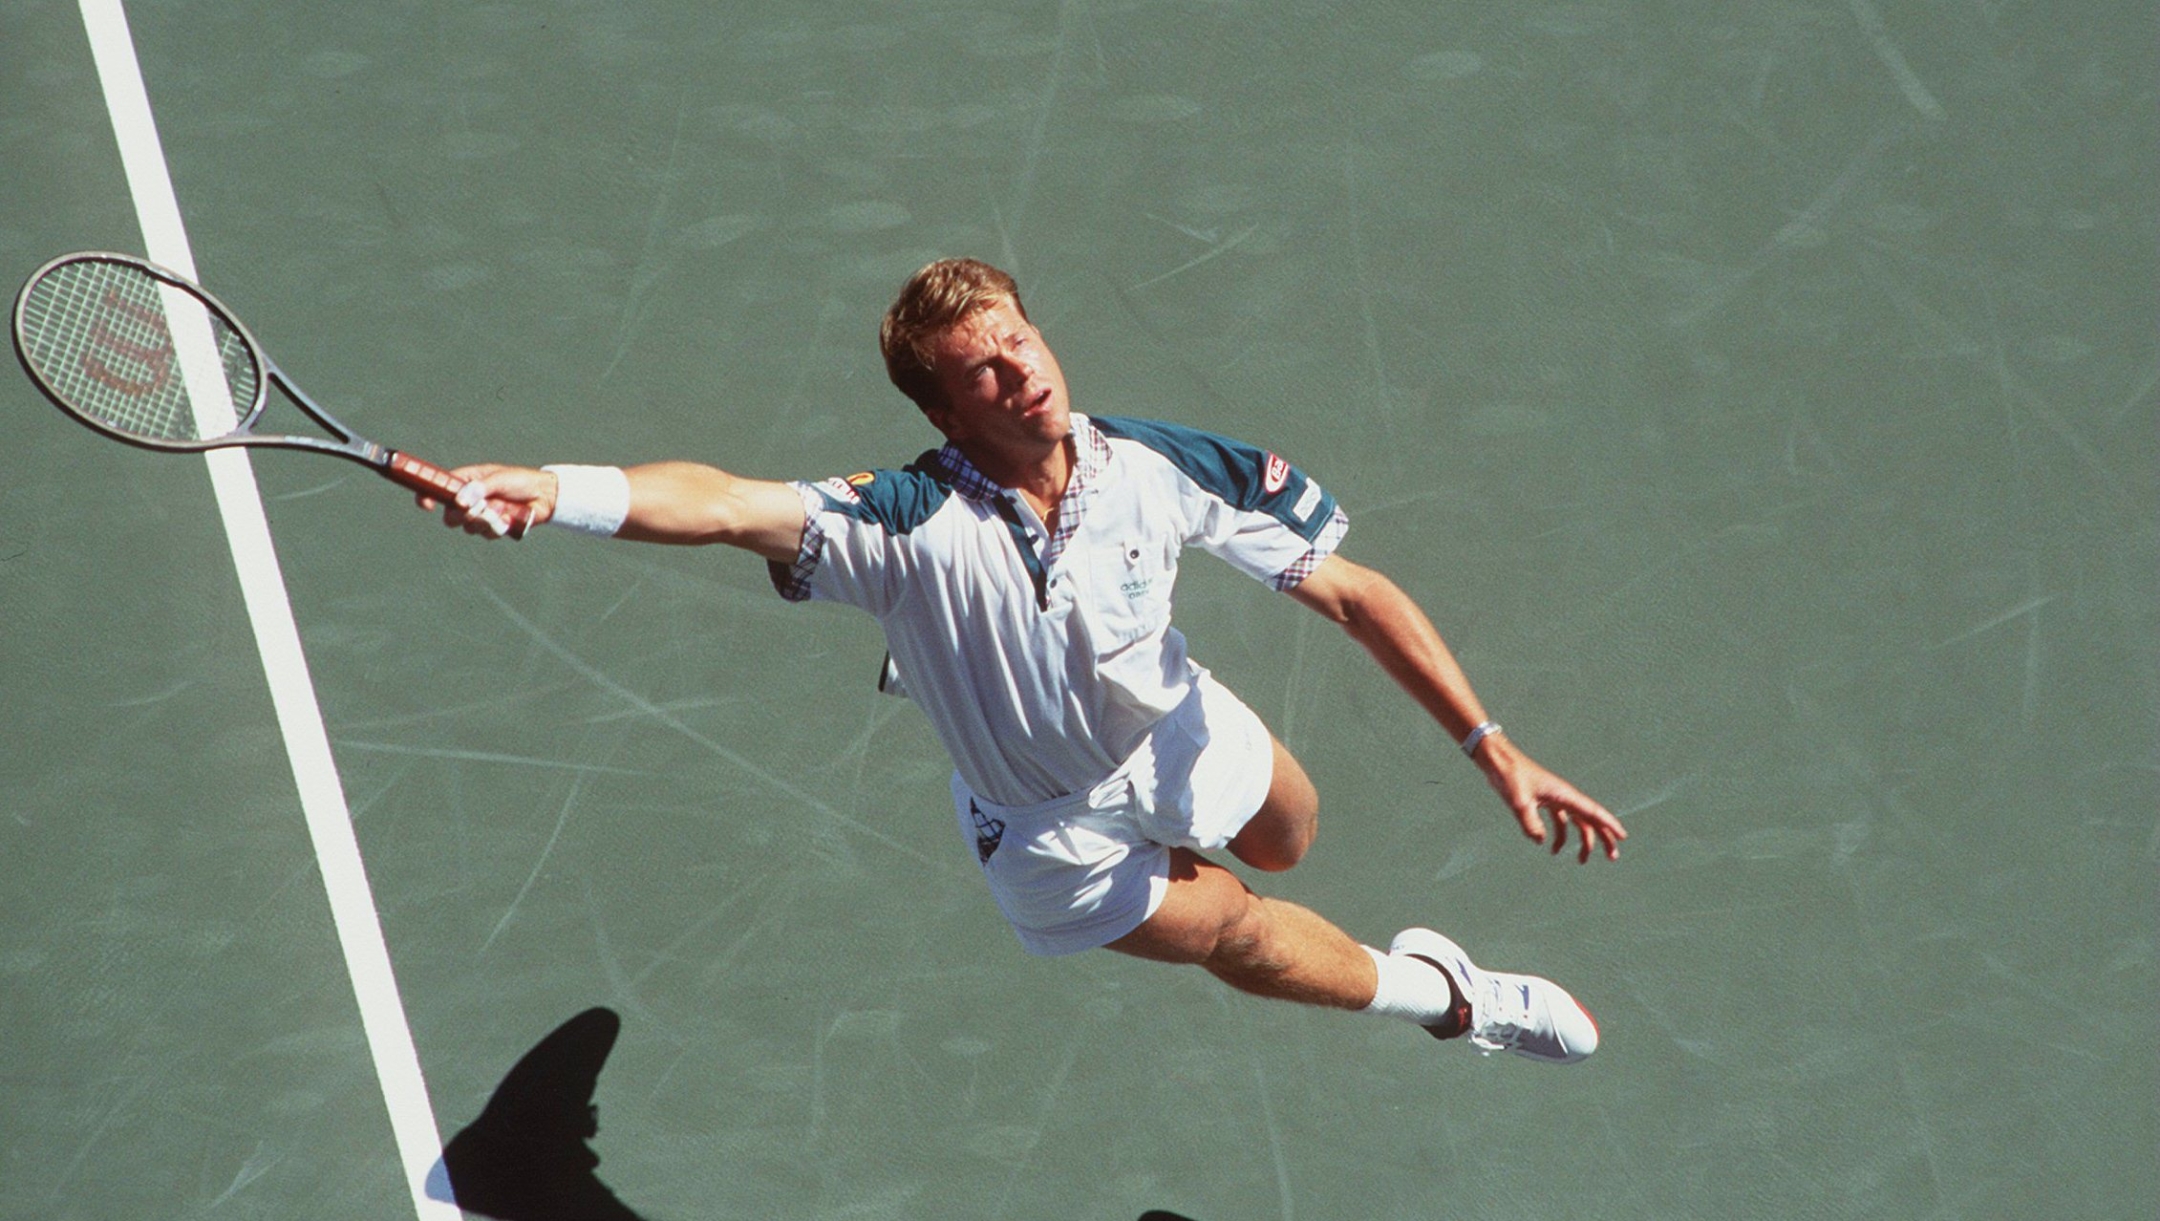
75, 3, 459, 1217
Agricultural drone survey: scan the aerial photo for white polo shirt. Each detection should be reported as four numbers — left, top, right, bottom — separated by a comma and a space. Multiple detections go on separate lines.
771, 413, 1348, 807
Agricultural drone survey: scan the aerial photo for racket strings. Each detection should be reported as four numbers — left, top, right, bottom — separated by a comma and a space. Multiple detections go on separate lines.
18, 259, 258, 443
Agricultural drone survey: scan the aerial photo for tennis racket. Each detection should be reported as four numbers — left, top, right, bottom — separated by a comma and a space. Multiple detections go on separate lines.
11, 250, 526, 537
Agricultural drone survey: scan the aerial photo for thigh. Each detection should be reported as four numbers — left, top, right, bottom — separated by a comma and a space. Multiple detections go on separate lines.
1103, 848, 1254, 964
1225, 737, 1319, 871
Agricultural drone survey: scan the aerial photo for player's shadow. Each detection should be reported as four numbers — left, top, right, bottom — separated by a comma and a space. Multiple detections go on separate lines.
427, 1004, 1200, 1221
430, 1006, 646, 1220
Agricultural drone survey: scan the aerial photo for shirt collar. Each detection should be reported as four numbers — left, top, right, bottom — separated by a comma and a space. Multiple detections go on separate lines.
933, 413, 1109, 503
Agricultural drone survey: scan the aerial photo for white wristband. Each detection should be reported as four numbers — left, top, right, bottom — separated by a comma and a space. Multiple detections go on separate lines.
1459, 720, 1503, 758
541, 464, 631, 537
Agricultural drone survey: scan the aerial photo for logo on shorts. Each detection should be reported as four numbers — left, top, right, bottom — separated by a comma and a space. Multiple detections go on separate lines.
969, 800, 1005, 863
1262, 453, 1291, 495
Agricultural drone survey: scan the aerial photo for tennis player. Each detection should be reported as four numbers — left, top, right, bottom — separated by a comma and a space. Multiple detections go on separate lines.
426, 258, 1627, 1064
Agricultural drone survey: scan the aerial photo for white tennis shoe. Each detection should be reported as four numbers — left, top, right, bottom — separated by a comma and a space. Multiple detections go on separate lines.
1389, 928, 1600, 1065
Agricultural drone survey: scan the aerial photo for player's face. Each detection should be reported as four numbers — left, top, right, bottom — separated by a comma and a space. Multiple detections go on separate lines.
923, 298, 1072, 457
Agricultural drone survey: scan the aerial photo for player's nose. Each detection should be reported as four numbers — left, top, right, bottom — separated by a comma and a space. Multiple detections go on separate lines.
994, 354, 1035, 395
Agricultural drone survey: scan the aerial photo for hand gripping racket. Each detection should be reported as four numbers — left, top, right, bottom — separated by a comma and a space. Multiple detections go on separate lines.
12, 251, 526, 536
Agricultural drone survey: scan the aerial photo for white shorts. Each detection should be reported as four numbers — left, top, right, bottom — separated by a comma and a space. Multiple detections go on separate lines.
950, 672, 1275, 956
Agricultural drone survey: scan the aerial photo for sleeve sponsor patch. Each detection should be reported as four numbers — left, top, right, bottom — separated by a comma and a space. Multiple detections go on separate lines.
1263, 452, 1291, 495
816, 476, 862, 505
1293, 479, 1324, 523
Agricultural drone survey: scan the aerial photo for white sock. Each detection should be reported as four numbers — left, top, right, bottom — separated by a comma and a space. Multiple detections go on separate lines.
1358, 945, 1457, 1026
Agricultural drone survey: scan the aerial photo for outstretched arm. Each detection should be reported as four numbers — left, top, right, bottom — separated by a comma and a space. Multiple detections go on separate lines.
1286, 554, 1626, 862
420, 462, 807, 563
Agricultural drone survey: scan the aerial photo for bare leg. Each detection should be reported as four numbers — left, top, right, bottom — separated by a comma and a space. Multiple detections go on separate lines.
1107, 735, 1374, 1009
1225, 736, 1319, 872
1105, 848, 1378, 1009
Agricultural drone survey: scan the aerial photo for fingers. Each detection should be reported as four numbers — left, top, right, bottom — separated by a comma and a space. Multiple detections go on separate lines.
1537, 804, 1592, 863
1582, 795, 1628, 862
1546, 808, 1621, 863
428, 478, 502, 537
415, 463, 507, 513
456, 481, 511, 538
1514, 799, 1547, 846
1565, 802, 1626, 863
1490, 753, 1629, 865
1518, 792, 1627, 864
419, 464, 548, 538
1567, 810, 1594, 864
1543, 776, 1624, 862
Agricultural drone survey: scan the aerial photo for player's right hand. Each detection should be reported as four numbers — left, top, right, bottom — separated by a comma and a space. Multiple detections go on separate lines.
419, 463, 557, 538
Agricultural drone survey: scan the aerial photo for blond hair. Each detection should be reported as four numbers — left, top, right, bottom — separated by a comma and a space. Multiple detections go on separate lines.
880, 258, 1028, 411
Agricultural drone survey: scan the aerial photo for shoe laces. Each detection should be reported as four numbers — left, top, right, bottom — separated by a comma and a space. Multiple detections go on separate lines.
1465, 970, 1539, 1056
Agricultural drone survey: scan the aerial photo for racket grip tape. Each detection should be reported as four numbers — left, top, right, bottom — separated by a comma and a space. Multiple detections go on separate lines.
383, 452, 531, 539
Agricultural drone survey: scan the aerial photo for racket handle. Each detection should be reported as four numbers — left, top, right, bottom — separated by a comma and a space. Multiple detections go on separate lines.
384, 452, 532, 539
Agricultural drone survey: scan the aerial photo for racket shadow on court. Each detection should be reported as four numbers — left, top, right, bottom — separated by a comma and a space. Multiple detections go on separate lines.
425, 1006, 1201, 1221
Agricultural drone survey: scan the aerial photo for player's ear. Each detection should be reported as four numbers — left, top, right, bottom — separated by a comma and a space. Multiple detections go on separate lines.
919, 395, 964, 442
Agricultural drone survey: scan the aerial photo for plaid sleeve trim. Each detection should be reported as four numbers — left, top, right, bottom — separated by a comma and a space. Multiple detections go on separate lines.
768, 481, 829, 603
1268, 505, 1349, 591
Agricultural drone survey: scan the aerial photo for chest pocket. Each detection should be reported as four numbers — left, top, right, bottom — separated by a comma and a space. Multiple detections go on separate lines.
1076, 535, 1176, 649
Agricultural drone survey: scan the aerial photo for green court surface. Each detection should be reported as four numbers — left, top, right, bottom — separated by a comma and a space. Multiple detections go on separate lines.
1, 2, 2153, 1218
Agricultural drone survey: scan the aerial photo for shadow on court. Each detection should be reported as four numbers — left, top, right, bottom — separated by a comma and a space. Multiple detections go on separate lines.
433, 1007, 1200, 1221
435, 1008, 644, 1220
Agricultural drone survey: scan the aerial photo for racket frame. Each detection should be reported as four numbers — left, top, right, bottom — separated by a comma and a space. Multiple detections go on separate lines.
12, 251, 521, 534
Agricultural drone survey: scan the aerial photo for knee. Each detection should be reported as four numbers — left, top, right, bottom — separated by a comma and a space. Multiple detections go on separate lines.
1229, 812, 1316, 873
1198, 899, 1292, 984
1122, 886, 1291, 994
1108, 850, 1259, 966
1237, 741, 1320, 872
